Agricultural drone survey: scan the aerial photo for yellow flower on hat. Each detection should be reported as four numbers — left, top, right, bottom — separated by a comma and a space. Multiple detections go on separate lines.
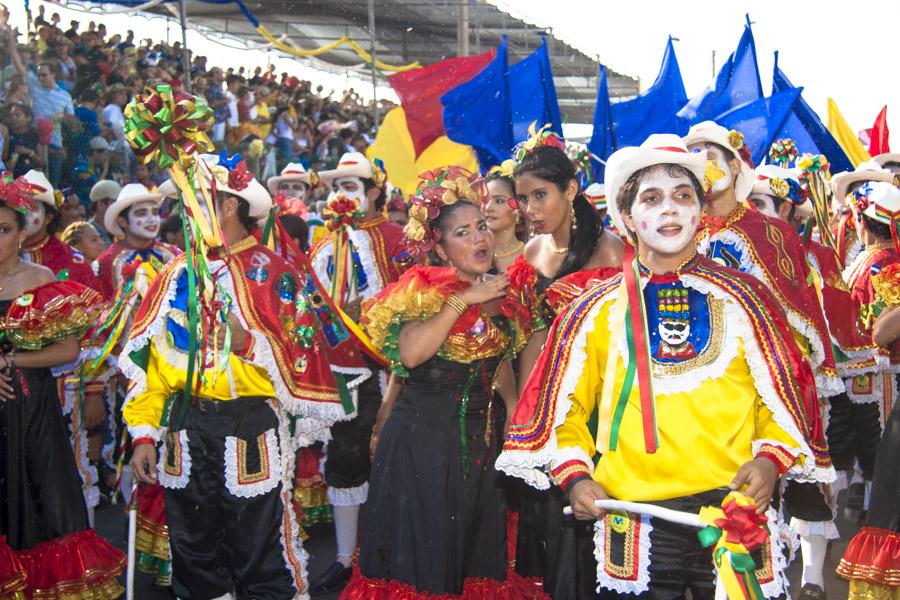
404, 218, 426, 242
212, 165, 229, 185
728, 130, 745, 151
769, 178, 790, 199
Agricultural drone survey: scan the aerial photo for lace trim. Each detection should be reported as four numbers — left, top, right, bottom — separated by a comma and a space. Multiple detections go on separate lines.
158, 430, 191, 490
224, 427, 283, 499
593, 512, 652, 595
790, 517, 840, 541
327, 482, 369, 507
348, 226, 386, 301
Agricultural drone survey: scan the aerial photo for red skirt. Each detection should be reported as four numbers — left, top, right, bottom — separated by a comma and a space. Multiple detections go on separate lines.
0, 536, 26, 600
838, 527, 900, 587
340, 566, 549, 600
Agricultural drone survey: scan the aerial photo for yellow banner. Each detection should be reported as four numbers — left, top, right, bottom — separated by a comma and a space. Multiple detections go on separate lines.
827, 98, 871, 167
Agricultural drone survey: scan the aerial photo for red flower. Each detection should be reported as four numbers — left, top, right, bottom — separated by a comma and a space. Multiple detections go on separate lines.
715, 498, 769, 551
35, 118, 53, 145
227, 161, 253, 192
0, 172, 36, 213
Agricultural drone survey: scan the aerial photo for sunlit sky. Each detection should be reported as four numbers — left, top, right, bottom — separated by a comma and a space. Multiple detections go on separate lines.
7, 0, 898, 148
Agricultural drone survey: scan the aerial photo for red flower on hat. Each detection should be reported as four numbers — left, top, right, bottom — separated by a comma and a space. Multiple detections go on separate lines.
227, 161, 253, 192
0, 171, 36, 214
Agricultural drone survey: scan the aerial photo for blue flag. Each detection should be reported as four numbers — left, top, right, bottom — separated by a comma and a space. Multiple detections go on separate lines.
612, 37, 688, 146
509, 38, 563, 144
771, 52, 852, 172
715, 88, 802, 165
678, 16, 763, 123
588, 66, 616, 182
441, 37, 512, 170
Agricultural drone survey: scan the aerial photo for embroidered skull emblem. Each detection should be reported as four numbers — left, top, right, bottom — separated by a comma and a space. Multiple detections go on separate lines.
654, 287, 697, 360
658, 319, 690, 347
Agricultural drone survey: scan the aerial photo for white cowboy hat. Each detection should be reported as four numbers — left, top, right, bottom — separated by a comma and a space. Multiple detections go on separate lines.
105, 183, 164, 238
584, 182, 606, 210
831, 161, 895, 207
89, 180, 121, 204
873, 153, 900, 169
266, 162, 315, 194
22, 170, 57, 208
605, 133, 707, 242
158, 178, 177, 198
751, 164, 812, 218
856, 181, 900, 224
683, 121, 754, 201
318, 152, 376, 185
196, 154, 272, 221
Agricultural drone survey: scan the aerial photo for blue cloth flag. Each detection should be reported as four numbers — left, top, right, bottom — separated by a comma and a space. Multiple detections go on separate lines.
442, 37, 513, 170
509, 38, 563, 144
715, 88, 802, 165
588, 66, 616, 182
678, 17, 763, 123
771, 52, 852, 172
612, 37, 689, 146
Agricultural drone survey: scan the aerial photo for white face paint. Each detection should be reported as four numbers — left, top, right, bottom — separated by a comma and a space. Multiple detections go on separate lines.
688, 143, 734, 194
328, 177, 368, 213
748, 194, 779, 219
277, 180, 309, 203
25, 203, 46, 237
126, 200, 161, 240
627, 169, 701, 255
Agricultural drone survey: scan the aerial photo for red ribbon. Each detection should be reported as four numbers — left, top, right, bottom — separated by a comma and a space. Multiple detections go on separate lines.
715, 497, 770, 551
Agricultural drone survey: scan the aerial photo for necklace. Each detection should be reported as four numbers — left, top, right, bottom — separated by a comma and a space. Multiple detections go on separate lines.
0, 259, 25, 293
548, 235, 569, 254
494, 241, 524, 260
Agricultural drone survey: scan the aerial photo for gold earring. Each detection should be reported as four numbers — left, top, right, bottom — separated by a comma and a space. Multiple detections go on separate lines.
570, 202, 577, 231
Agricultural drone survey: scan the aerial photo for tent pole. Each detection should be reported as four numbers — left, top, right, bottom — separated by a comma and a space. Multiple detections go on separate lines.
178, 0, 192, 92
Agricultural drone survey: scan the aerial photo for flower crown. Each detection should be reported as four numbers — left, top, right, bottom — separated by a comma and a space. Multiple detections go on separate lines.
514, 122, 566, 163
402, 166, 486, 261
0, 171, 36, 214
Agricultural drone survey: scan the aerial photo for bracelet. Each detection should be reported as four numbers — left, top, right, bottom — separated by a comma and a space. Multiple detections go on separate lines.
446, 294, 468, 316
8, 350, 15, 369
132, 437, 156, 447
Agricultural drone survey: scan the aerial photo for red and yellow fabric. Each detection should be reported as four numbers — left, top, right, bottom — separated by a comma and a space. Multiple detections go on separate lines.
837, 527, 900, 591
361, 263, 545, 378
96, 240, 181, 302
844, 245, 900, 367
498, 255, 831, 493
0, 536, 26, 600
122, 237, 357, 441
21, 234, 103, 292
0, 280, 104, 350
542, 265, 621, 320
133, 482, 171, 586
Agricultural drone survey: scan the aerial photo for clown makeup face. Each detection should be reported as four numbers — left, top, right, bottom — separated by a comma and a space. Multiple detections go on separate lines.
484, 179, 520, 234
277, 180, 309, 204
126, 201, 161, 240
623, 168, 701, 256
328, 177, 368, 213
748, 194, 779, 219
688, 142, 734, 195
25, 203, 47, 238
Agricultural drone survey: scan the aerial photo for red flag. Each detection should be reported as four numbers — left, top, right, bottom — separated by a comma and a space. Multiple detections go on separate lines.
388, 51, 494, 158
869, 105, 890, 155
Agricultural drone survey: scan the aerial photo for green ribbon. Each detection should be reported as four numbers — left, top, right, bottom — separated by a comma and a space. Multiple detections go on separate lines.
608, 304, 637, 451
459, 363, 483, 480
335, 374, 354, 415
174, 216, 200, 431
698, 525, 722, 548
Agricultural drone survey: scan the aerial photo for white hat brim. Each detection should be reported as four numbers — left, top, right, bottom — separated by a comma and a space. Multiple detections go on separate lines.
105, 192, 164, 238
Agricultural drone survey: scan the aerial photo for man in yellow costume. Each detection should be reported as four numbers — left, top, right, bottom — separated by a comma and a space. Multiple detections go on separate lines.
498, 134, 832, 599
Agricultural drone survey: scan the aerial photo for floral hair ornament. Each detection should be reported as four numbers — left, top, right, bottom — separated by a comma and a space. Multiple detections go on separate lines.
566, 143, 596, 189
401, 166, 486, 262
514, 121, 566, 163
53, 189, 65, 209
768, 177, 807, 206
0, 171, 36, 214
849, 182, 874, 217
371, 158, 388, 188
486, 159, 517, 181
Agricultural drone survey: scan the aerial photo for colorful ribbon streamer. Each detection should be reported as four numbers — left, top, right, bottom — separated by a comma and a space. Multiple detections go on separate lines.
698, 493, 770, 600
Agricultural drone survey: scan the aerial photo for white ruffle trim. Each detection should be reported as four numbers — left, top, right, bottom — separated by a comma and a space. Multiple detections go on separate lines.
593, 512, 652, 596
348, 227, 386, 301
158, 430, 191, 490
549, 445, 594, 482
815, 372, 846, 398
789, 517, 840, 541
761, 505, 793, 600
682, 275, 836, 485
224, 427, 283, 499
127, 424, 161, 442
328, 482, 369, 507
495, 287, 613, 489
272, 400, 311, 598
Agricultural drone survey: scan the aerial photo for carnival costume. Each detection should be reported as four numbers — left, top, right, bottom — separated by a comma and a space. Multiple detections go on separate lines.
120, 86, 367, 598
342, 167, 547, 599
498, 136, 832, 599
0, 240, 125, 599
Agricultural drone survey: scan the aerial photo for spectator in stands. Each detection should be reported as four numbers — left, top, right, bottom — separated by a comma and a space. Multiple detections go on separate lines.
73, 136, 110, 207
87, 179, 119, 245
206, 66, 228, 144
58, 187, 86, 231
3, 103, 44, 177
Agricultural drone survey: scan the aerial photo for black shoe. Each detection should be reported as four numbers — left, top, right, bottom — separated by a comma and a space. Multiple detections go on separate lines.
847, 482, 865, 510
309, 561, 352, 596
798, 583, 826, 600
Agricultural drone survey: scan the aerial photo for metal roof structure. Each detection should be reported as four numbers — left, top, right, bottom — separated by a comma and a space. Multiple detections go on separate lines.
149, 0, 639, 122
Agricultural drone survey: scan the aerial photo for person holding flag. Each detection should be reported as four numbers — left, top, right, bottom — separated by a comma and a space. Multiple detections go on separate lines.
307, 151, 407, 594
498, 133, 832, 599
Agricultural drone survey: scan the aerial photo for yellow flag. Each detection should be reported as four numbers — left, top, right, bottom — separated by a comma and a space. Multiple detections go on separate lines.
367, 107, 478, 195
827, 98, 871, 167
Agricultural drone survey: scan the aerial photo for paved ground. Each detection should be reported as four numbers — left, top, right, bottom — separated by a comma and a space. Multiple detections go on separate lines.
97, 490, 857, 599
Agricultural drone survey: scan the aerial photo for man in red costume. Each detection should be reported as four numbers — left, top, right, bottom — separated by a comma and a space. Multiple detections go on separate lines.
307, 151, 407, 594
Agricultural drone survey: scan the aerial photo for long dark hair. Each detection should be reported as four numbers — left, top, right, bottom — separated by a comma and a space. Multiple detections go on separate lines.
514, 146, 601, 279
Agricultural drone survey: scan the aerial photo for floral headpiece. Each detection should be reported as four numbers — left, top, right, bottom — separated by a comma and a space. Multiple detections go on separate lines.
213, 151, 253, 192
371, 158, 388, 188
53, 189, 65, 209
486, 159, 517, 181
848, 181, 874, 216
385, 195, 408, 214
402, 166, 486, 261
768, 177, 807, 206
566, 143, 595, 188
727, 129, 755, 169
0, 172, 36, 214
514, 122, 566, 163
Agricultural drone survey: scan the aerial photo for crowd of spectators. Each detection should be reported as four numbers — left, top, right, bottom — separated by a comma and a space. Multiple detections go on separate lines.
0, 2, 389, 209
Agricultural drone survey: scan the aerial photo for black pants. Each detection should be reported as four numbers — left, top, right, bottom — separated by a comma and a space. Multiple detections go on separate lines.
161, 397, 305, 600
826, 392, 882, 478
324, 371, 381, 492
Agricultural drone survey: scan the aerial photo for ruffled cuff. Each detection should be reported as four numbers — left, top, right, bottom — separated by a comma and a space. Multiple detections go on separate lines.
753, 440, 798, 477
128, 424, 161, 443
550, 446, 594, 492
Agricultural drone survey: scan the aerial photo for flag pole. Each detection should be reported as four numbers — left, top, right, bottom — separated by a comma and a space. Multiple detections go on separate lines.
178, 0, 192, 92
367, 0, 378, 131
